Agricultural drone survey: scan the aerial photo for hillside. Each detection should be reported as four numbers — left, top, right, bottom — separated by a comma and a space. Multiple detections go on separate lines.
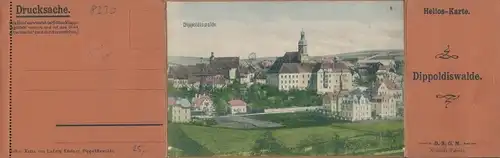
167, 49, 404, 66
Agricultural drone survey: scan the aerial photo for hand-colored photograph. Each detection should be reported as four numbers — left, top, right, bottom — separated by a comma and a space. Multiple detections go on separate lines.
166, 1, 404, 157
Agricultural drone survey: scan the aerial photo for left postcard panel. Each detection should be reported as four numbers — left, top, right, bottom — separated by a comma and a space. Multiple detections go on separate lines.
2, 0, 167, 158
167, 1, 405, 157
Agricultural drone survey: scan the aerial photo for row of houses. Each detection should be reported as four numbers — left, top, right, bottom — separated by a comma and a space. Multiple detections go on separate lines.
167, 94, 249, 123
322, 78, 402, 121
168, 54, 268, 90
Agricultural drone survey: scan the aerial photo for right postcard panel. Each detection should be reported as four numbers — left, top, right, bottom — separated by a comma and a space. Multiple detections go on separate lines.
406, 0, 500, 157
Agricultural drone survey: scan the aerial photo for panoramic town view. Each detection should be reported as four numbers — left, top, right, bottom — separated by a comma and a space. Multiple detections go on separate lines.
166, 1, 404, 157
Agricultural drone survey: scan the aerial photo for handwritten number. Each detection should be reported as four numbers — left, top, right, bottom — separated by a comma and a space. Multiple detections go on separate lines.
91, 5, 116, 15
133, 145, 143, 152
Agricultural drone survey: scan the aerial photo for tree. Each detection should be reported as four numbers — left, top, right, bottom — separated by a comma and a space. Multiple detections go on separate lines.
331, 134, 345, 155
252, 131, 289, 155
394, 61, 404, 75
214, 99, 229, 116
397, 107, 404, 117
228, 79, 244, 98
167, 81, 178, 96
178, 87, 195, 100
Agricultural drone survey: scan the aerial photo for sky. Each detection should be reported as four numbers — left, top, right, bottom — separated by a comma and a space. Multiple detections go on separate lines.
167, 1, 404, 58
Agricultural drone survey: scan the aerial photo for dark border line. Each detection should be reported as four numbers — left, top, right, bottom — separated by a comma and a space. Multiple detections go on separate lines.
8, 2, 13, 158
56, 123, 163, 127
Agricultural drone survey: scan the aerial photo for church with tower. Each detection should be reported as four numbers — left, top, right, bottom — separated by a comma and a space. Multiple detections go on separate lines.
266, 29, 353, 92
297, 29, 309, 63
269, 29, 312, 65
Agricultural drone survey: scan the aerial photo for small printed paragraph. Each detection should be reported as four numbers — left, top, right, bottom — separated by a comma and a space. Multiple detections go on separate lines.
12, 20, 79, 35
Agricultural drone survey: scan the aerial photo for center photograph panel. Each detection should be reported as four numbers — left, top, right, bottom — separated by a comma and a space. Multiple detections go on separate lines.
166, 1, 405, 157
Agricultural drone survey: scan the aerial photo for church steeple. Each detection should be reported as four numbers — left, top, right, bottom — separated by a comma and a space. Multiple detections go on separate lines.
298, 29, 308, 63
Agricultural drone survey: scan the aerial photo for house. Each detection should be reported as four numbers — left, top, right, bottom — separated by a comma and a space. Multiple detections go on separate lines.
266, 30, 353, 93
371, 95, 397, 119
168, 98, 192, 123
191, 93, 215, 116
370, 79, 402, 119
228, 99, 248, 114
322, 90, 349, 114
323, 89, 371, 121
168, 65, 204, 90
316, 60, 354, 94
374, 79, 403, 102
238, 66, 256, 85
254, 72, 267, 84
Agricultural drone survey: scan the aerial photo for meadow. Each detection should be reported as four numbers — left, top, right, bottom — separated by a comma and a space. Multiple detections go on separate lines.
168, 112, 403, 156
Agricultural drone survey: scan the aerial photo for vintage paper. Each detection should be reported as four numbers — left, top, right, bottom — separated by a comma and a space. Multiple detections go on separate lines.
405, 0, 500, 157
1, 0, 166, 157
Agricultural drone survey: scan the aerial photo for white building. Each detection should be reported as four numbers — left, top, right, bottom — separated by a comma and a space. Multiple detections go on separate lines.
323, 89, 372, 122
168, 98, 192, 123
375, 79, 403, 102
372, 95, 397, 119
228, 99, 248, 114
316, 62, 353, 94
370, 79, 402, 119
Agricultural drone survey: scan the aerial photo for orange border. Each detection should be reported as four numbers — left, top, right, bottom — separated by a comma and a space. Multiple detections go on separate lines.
165, 0, 406, 158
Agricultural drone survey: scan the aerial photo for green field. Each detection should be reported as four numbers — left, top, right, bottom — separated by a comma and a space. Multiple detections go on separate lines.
168, 113, 403, 157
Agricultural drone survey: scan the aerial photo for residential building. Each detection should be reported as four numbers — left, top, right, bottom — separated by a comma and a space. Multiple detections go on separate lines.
369, 79, 402, 119
192, 93, 215, 116
316, 61, 353, 94
168, 98, 192, 123
239, 66, 256, 85
254, 72, 267, 84
371, 95, 397, 119
228, 99, 248, 114
168, 65, 201, 89
323, 89, 372, 121
322, 91, 350, 114
374, 79, 403, 102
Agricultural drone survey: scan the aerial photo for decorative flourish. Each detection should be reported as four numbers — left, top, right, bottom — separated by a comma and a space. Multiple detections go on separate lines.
435, 45, 459, 59
436, 94, 460, 108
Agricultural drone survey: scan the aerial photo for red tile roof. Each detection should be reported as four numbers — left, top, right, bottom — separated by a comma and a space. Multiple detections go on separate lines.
228, 99, 247, 107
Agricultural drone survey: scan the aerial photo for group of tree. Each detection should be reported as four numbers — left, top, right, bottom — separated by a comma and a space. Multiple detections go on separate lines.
251, 131, 291, 155
248, 128, 403, 156
293, 130, 403, 155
